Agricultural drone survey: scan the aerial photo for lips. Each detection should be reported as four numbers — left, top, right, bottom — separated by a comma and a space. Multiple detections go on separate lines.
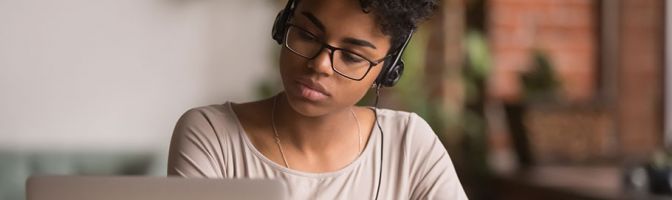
294, 79, 331, 101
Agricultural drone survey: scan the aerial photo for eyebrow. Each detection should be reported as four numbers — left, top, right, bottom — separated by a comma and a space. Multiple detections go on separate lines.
301, 11, 378, 50
343, 37, 377, 49
301, 12, 326, 32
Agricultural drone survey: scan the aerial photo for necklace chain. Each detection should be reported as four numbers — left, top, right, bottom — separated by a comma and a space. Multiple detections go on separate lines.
271, 95, 362, 169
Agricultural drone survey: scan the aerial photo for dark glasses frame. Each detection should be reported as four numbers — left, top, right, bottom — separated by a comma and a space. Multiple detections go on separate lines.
284, 24, 392, 81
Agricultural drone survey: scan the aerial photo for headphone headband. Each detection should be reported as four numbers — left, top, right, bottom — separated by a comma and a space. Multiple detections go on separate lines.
271, 0, 296, 44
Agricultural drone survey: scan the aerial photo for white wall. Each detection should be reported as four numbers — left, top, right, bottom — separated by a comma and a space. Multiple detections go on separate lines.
0, 0, 278, 152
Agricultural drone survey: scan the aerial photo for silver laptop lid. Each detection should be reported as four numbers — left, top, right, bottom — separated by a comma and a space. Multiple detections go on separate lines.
27, 176, 287, 200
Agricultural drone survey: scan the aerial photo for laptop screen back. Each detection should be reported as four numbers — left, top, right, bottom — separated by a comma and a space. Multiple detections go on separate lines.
27, 176, 287, 200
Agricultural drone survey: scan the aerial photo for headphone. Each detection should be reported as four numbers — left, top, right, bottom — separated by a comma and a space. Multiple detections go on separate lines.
271, 0, 414, 87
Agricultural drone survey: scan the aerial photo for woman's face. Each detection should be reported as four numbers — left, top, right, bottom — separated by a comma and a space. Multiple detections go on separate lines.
278, 0, 392, 117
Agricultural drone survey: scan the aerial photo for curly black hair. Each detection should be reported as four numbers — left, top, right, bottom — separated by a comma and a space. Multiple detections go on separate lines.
291, 0, 438, 52
359, 0, 438, 50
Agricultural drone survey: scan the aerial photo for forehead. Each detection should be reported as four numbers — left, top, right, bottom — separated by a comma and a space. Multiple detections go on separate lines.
293, 0, 391, 50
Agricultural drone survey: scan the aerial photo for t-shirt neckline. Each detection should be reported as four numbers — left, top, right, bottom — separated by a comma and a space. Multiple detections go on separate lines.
224, 102, 380, 178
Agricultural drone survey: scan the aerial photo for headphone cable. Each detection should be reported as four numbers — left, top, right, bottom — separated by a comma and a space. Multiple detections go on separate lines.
373, 86, 384, 200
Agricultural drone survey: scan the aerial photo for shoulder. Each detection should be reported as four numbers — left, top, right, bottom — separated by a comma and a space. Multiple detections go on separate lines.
171, 103, 240, 145
376, 108, 446, 165
376, 109, 466, 199
375, 108, 437, 144
175, 103, 234, 129
168, 103, 238, 177
177, 104, 229, 123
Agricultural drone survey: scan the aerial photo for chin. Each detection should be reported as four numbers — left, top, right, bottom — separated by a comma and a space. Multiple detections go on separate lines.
283, 92, 332, 117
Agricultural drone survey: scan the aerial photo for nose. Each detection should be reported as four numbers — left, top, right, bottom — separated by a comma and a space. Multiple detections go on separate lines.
307, 48, 335, 76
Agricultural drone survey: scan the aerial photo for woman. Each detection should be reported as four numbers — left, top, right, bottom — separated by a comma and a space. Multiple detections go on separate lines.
167, 0, 468, 199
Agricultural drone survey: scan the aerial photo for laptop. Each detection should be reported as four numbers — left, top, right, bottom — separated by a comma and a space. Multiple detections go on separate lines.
26, 176, 287, 200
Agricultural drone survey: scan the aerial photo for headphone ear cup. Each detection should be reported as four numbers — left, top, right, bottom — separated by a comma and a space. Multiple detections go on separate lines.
375, 55, 405, 87
271, 9, 290, 44
382, 60, 404, 87
374, 56, 393, 86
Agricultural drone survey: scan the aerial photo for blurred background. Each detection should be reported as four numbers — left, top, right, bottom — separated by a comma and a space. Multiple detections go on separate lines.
0, 0, 669, 199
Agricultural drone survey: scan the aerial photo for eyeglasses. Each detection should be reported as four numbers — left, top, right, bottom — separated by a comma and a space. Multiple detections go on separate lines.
284, 24, 389, 81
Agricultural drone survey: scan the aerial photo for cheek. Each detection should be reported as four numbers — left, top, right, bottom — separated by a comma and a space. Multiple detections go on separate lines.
278, 48, 304, 79
334, 65, 382, 104
278, 48, 294, 71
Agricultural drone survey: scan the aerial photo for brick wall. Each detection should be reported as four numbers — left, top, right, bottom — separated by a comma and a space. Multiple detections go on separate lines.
488, 0, 597, 103
487, 0, 603, 164
487, 0, 665, 161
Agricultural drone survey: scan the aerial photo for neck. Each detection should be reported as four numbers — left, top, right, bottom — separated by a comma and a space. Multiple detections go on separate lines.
272, 93, 357, 153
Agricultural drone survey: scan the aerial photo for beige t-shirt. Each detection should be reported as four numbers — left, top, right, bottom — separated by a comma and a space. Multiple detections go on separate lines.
167, 102, 468, 200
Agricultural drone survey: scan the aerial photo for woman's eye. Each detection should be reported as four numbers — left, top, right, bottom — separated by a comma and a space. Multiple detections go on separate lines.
341, 52, 366, 64
298, 31, 317, 41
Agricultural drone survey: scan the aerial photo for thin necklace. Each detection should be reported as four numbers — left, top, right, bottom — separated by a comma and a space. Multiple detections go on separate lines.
271, 95, 362, 169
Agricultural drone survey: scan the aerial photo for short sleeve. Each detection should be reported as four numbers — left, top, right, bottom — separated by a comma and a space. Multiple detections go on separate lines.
407, 113, 468, 200
167, 108, 226, 178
